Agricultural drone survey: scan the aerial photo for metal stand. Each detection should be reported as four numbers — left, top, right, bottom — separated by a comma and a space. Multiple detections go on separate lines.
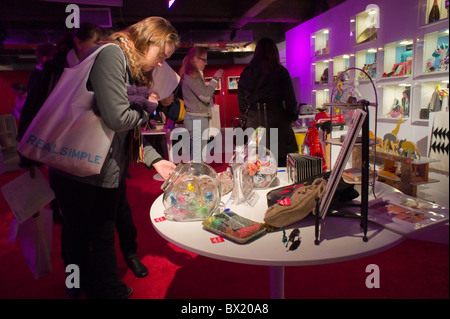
314, 100, 371, 244
312, 67, 377, 245
314, 196, 321, 245
360, 100, 370, 242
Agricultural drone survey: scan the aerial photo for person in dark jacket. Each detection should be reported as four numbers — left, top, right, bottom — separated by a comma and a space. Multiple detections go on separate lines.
18, 23, 105, 143
237, 38, 299, 167
27, 42, 57, 95
17, 24, 106, 231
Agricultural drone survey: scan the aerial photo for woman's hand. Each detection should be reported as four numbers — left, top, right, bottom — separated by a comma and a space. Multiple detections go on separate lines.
143, 92, 159, 113
148, 92, 159, 105
213, 69, 224, 79
152, 159, 176, 180
160, 93, 174, 106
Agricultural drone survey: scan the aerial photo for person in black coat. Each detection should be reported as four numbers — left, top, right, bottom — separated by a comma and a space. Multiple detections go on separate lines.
237, 37, 299, 167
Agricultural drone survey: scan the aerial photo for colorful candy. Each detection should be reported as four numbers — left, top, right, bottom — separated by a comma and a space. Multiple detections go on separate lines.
205, 191, 213, 202
205, 212, 262, 239
169, 192, 178, 206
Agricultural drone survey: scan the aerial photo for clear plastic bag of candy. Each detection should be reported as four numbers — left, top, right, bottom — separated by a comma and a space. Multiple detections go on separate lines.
235, 127, 278, 189
244, 145, 278, 189
240, 127, 277, 189
228, 127, 278, 206
161, 162, 222, 221
202, 209, 266, 244
218, 167, 233, 195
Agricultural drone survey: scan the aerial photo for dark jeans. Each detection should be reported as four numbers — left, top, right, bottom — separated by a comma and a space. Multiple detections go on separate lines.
50, 171, 129, 299
116, 176, 138, 258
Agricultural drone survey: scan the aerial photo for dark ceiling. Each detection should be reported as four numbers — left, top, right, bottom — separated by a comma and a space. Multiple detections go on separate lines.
0, 0, 346, 65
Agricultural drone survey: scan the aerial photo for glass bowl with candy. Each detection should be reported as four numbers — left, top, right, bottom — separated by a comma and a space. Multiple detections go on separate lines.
161, 162, 222, 221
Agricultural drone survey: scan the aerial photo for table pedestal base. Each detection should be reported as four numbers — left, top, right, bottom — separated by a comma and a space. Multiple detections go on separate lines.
269, 266, 285, 299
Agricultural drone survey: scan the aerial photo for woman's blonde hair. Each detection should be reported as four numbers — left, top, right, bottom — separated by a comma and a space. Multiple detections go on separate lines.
111, 16, 180, 87
178, 47, 208, 81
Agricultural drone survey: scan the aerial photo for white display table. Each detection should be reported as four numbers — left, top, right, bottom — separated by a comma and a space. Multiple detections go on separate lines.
150, 171, 404, 299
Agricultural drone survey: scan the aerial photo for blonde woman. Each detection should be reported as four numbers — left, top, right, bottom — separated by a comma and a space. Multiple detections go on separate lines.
50, 17, 179, 299
179, 47, 223, 162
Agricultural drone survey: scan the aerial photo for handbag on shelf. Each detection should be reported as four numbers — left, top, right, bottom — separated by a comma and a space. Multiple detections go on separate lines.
18, 44, 121, 177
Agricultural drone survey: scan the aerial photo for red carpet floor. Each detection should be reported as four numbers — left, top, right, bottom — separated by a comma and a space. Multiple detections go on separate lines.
0, 164, 448, 299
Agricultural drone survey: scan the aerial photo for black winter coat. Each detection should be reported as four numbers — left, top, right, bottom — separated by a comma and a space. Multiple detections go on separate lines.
17, 52, 67, 167
237, 64, 299, 166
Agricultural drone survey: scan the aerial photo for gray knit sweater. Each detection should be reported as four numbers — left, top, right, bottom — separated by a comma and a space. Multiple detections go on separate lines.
51, 44, 160, 188
181, 74, 218, 117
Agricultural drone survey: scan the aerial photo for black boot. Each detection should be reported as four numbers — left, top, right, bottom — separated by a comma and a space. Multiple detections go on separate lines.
125, 255, 148, 278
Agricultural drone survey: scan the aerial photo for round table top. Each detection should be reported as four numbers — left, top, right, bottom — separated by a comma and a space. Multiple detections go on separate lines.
150, 171, 404, 267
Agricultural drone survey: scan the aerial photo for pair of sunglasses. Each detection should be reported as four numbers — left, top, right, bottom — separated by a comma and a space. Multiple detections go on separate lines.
282, 228, 301, 251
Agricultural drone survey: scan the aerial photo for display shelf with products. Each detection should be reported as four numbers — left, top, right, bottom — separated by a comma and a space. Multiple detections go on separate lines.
312, 89, 330, 109
351, 6, 379, 45
379, 84, 412, 119
419, 28, 449, 75
412, 80, 449, 122
352, 147, 440, 196
313, 29, 329, 57
313, 59, 330, 85
355, 48, 377, 81
380, 39, 414, 79
286, 0, 450, 160
418, 0, 449, 26
332, 54, 352, 83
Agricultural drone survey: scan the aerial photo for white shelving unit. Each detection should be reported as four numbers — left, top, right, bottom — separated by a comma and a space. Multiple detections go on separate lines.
378, 84, 412, 119
312, 89, 330, 109
313, 59, 329, 85
332, 54, 351, 82
355, 48, 377, 80
286, 0, 449, 158
313, 29, 329, 57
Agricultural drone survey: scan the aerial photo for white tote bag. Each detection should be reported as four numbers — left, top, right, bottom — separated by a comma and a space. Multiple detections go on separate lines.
18, 44, 119, 177
10, 208, 53, 279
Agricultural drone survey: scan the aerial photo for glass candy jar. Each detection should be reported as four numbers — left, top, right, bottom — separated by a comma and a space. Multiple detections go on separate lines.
161, 162, 222, 221
243, 145, 278, 190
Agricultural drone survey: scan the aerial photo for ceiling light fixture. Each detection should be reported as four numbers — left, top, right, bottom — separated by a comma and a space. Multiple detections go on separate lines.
168, 0, 175, 8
